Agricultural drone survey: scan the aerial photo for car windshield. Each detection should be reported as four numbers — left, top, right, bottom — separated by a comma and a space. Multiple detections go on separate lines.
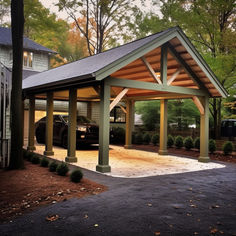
62, 116, 95, 125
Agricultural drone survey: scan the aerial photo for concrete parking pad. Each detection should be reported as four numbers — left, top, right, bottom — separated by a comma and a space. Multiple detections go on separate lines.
29, 144, 225, 178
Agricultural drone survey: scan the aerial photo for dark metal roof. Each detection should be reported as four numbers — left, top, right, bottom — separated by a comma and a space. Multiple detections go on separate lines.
0, 27, 56, 54
23, 27, 174, 90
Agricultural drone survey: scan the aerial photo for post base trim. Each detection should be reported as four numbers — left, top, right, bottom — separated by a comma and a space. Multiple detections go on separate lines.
27, 146, 36, 151
158, 149, 168, 155
96, 165, 111, 173
124, 145, 133, 149
43, 151, 54, 156
198, 156, 210, 163
65, 156, 77, 163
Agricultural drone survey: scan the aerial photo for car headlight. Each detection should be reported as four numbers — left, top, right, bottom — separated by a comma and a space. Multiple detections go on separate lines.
77, 126, 87, 132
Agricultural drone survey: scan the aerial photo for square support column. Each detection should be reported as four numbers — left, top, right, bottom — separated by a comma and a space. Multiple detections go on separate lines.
159, 99, 168, 155
125, 100, 134, 149
44, 92, 54, 156
199, 96, 210, 162
96, 80, 111, 173
65, 88, 77, 163
27, 95, 36, 151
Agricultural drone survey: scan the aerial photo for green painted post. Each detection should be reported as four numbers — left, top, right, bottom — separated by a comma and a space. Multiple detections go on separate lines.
199, 96, 210, 162
96, 80, 111, 173
159, 99, 168, 155
125, 100, 134, 149
27, 95, 36, 151
65, 88, 77, 162
161, 44, 168, 85
44, 92, 54, 156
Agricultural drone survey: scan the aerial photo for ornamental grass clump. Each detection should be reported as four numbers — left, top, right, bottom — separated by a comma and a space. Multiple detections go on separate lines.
184, 136, 194, 150
135, 133, 143, 145
49, 161, 58, 172
70, 169, 83, 183
167, 135, 174, 148
223, 141, 233, 155
56, 162, 69, 176
31, 155, 40, 164
209, 139, 216, 154
151, 134, 159, 146
143, 133, 151, 145
175, 136, 183, 149
194, 137, 200, 150
40, 157, 49, 167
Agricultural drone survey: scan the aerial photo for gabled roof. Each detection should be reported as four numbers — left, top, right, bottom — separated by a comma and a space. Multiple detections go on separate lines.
0, 27, 56, 54
23, 26, 227, 98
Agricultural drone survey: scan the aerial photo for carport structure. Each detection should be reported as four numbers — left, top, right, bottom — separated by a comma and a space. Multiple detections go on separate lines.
23, 27, 227, 173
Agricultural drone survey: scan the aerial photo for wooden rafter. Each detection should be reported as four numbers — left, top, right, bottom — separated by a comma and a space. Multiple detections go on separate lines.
192, 96, 204, 115
110, 88, 129, 111
141, 56, 162, 84
167, 67, 182, 85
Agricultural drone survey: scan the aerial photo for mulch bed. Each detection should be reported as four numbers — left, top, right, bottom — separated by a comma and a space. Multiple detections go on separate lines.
132, 144, 236, 163
0, 161, 107, 223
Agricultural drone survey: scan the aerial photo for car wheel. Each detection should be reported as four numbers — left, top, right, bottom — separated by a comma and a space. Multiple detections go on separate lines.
62, 134, 68, 149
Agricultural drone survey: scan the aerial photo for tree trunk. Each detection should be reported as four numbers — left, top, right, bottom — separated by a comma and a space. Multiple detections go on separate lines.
9, 0, 24, 169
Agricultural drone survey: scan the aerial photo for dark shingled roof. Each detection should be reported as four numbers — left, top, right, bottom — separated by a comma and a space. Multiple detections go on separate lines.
0, 27, 56, 54
23, 27, 175, 90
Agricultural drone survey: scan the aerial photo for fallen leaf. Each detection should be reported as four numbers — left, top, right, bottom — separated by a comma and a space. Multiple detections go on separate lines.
46, 214, 59, 222
84, 214, 88, 219
219, 231, 224, 234
94, 224, 99, 227
210, 228, 218, 234
212, 205, 220, 208
147, 203, 152, 207
194, 232, 199, 235
154, 232, 161, 235
190, 204, 197, 208
188, 188, 193, 191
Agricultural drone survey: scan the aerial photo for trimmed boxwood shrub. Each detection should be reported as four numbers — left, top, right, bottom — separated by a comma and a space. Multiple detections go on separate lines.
110, 127, 125, 144
23, 149, 28, 159
135, 133, 143, 145
209, 139, 216, 154
49, 161, 58, 172
175, 136, 183, 149
70, 169, 83, 183
132, 132, 136, 144
223, 141, 233, 155
143, 133, 151, 145
167, 135, 174, 148
151, 134, 159, 146
31, 155, 40, 164
26, 151, 34, 162
40, 157, 49, 167
56, 162, 69, 176
194, 137, 200, 150
184, 136, 194, 150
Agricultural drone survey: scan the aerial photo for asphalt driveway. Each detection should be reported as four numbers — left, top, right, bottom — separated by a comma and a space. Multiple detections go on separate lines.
0, 161, 236, 236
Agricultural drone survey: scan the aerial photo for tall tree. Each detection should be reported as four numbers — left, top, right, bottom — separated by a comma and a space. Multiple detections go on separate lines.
56, 0, 134, 55
9, 0, 24, 169
130, 0, 236, 138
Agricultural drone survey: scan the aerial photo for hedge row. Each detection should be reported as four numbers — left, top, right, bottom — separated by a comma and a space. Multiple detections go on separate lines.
23, 150, 83, 182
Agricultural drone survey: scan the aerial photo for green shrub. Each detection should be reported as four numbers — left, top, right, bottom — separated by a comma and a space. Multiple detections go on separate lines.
143, 133, 151, 145
132, 132, 136, 144
23, 149, 28, 159
175, 136, 183, 149
31, 155, 40, 164
135, 133, 143, 145
151, 134, 159, 145
70, 169, 83, 183
194, 137, 200, 150
184, 136, 194, 150
223, 141, 233, 155
56, 162, 69, 176
167, 135, 174, 148
110, 127, 125, 144
49, 161, 58, 172
40, 157, 49, 167
26, 151, 34, 162
209, 139, 216, 154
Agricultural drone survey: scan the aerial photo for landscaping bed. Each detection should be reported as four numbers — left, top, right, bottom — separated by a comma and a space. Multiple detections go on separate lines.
0, 160, 107, 223
132, 144, 236, 163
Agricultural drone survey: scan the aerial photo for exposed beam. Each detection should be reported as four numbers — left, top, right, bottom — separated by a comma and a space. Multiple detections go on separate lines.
192, 96, 204, 115
107, 77, 207, 96
141, 56, 162, 84
167, 67, 182, 85
167, 42, 211, 96
110, 88, 129, 111
160, 44, 168, 85
119, 105, 127, 114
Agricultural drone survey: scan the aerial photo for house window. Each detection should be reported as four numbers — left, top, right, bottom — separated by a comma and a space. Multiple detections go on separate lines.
110, 106, 126, 123
23, 51, 33, 68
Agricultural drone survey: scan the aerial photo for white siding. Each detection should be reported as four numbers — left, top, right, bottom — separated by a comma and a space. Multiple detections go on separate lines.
0, 46, 11, 66
77, 102, 87, 116
32, 53, 49, 72
91, 102, 100, 124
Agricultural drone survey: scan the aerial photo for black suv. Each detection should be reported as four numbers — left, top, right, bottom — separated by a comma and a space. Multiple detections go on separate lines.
35, 115, 99, 148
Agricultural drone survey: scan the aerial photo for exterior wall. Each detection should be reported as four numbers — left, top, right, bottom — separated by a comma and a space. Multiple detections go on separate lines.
0, 46, 10, 66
